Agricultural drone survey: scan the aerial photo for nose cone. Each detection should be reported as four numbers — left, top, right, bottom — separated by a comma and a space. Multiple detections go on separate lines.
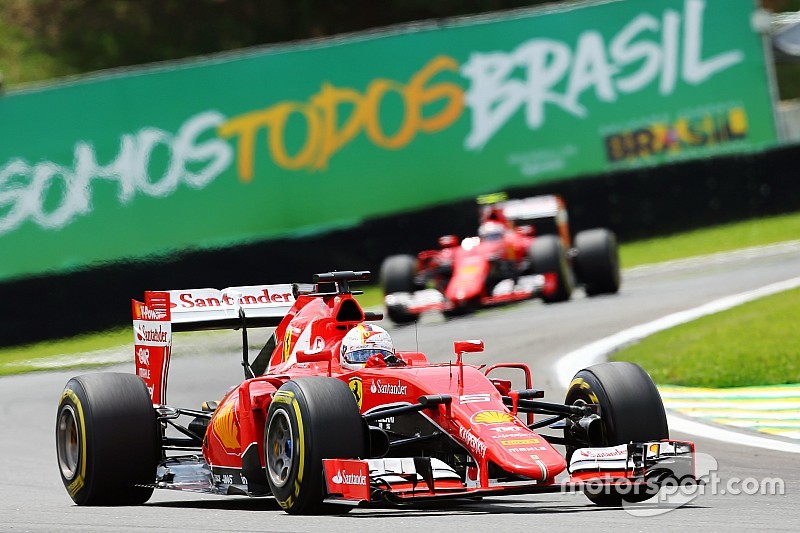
444, 258, 490, 302
467, 419, 567, 481
487, 437, 567, 481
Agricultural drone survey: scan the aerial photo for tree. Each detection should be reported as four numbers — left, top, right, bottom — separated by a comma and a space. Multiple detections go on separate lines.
5, 0, 552, 79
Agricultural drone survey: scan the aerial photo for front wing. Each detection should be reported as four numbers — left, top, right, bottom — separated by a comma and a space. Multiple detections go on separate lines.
322, 440, 696, 506
385, 275, 549, 315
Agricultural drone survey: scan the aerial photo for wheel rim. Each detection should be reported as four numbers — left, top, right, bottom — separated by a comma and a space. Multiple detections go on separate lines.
57, 405, 80, 480
266, 409, 294, 488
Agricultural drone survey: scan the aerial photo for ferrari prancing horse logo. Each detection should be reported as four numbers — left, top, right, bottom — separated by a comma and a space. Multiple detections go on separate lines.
348, 377, 363, 409
282, 328, 293, 362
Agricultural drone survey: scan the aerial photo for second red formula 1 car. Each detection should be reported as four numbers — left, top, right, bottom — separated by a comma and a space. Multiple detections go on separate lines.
380, 194, 621, 323
56, 271, 693, 514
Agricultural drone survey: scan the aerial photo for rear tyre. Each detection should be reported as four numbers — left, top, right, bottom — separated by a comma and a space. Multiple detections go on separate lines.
565, 362, 668, 506
573, 229, 621, 296
56, 373, 159, 505
529, 235, 573, 303
380, 255, 423, 324
265, 377, 365, 515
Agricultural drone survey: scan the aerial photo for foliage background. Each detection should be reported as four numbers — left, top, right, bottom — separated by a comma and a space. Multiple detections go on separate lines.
2, 0, 799, 97
0, 0, 544, 86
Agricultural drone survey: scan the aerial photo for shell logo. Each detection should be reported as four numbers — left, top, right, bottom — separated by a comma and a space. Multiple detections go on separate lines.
471, 410, 516, 425
211, 401, 240, 451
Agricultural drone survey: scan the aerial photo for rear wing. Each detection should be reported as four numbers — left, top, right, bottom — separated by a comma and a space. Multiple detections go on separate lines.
479, 194, 570, 247
132, 284, 295, 404
166, 284, 295, 331
498, 195, 564, 223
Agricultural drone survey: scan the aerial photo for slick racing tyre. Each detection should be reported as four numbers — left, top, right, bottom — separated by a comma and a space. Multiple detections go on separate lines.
380, 254, 423, 324
573, 228, 621, 296
565, 362, 668, 506
442, 301, 478, 318
56, 373, 160, 505
529, 235, 573, 303
265, 377, 365, 514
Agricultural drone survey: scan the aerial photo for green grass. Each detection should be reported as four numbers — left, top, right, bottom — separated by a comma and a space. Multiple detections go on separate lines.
0, 328, 132, 375
612, 287, 800, 388
354, 286, 383, 309
619, 211, 800, 268
2, 211, 799, 377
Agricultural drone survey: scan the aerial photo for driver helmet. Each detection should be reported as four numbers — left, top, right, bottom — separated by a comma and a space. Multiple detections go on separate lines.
340, 324, 394, 371
478, 220, 506, 242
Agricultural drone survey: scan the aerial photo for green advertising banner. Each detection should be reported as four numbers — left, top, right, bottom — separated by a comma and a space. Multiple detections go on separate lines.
0, 0, 778, 281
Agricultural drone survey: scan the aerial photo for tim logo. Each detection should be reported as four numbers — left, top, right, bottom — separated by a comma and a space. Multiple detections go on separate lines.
137, 348, 150, 366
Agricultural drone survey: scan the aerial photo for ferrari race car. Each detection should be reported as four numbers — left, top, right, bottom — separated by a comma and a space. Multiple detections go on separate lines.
56, 271, 694, 514
380, 194, 621, 324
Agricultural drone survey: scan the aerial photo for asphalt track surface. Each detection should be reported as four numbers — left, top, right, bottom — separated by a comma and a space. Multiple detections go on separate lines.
2, 245, 799, 532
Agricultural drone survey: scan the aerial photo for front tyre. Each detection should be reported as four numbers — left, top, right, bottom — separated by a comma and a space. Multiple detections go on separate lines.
56, 373, 159, 505
529, 235, 573, 303
573, 229, 621, 296
265, 377, 365, 514
565, 362, 668, 506
380, 254, 422, 324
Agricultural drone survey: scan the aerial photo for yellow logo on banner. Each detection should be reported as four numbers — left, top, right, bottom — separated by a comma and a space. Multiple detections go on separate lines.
219, 55, 464, 179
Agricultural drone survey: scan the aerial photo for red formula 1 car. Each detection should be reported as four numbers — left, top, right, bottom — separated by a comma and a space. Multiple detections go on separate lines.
56, 271, 693, 514
380, 194, 621, 324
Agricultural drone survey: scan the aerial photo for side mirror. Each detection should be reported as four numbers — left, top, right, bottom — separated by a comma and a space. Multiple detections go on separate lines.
296, 349, 332, 364
516, 225, 534, 236
453, 340, 484, 393
438, 235, 458, 248
296, 349, 332, 376
454, 340, 484, 354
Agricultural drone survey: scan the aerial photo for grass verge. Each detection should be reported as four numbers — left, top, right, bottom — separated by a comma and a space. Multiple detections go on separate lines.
611, 287, 800, 387
619, 211, 800, 268
0, 328, 132, 376
2, 211, 799, 376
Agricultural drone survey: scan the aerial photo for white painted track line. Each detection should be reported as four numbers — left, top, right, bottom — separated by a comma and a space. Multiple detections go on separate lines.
555, 276, 800, 454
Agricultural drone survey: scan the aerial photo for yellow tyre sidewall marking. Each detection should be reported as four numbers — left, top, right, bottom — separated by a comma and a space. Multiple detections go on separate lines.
569, 377, 600, 404
276, 393, 306, 510
292, 399, 305, 497
61, 389, 87, 497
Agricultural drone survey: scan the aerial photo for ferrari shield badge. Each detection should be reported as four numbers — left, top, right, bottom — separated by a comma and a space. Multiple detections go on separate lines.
349, 377, 363, 409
